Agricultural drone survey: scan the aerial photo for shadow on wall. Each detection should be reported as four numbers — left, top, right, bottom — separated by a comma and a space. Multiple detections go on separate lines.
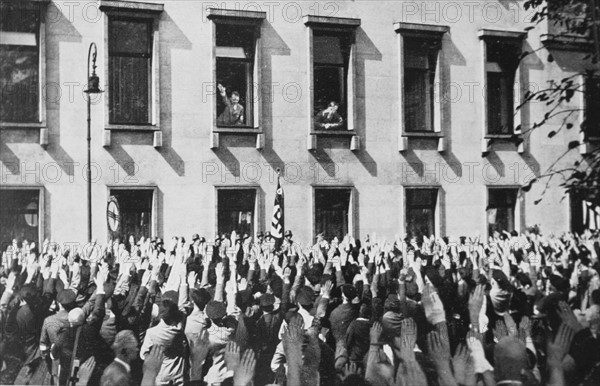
258, 21, 290, 175
46, 4, 82, 177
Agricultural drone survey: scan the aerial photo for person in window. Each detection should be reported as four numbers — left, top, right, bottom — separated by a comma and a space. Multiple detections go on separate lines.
217, 83, 244, 126
315, 101, 344, 130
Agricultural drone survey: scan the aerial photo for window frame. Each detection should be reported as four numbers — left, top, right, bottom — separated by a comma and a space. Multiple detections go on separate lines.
479, 30, 526, 141
312, 185, 356, 240
107, 16, 154, 126
100, 1, 163, 132
207, 8, 265, 135
0, 0, 48, 130
304, 15, 360, 137
0, 186, 45, 248
403, 186, 441, 239
106, 185, 158, 240
214, 185, 262, 238
486, 186, 521, 237
395, 23, 448, 140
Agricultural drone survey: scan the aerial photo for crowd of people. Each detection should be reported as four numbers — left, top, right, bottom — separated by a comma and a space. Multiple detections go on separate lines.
0, 227, 599, 386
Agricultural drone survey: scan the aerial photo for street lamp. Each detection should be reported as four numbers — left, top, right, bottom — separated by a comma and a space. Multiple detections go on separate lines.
84, 43, 103, 242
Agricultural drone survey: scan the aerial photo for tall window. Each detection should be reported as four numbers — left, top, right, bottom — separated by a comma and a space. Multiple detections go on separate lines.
404, 38, 439, 132
0, 4, 40, 122
109, 190, 153, 242
215, 24, 256, 128
313, 30, 351, 130
405, 188, 437, 240
314, 188, 351, 240
108, 18, 152, 125
487, 188, 518, 235
485, 38, 520, 135
585, 76, 600, 137
0, 189, 40, 249
313, 31, 351, 131
217, 189, 256, 236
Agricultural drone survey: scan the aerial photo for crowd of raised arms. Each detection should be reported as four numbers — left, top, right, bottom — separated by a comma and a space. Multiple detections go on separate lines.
1, 228, 600, 386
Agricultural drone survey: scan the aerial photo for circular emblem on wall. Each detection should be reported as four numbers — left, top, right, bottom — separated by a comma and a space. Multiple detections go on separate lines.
107, 196, 120, 233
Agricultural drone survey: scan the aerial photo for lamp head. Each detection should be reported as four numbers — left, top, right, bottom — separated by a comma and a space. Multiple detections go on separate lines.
85, 74, 103, 94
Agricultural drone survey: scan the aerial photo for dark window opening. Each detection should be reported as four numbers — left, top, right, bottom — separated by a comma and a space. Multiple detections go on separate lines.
0, 189, 40, 250
585, 76, 600, 137
313, 32, 351, 131
405, 188, 437, 241
109, 190, 153, 243
109, 18, 152, 125
485, 39, 520, 135
571, 195, 600, 233
404, 39, 439, 133
315, 189, 351, 240
0, 5, 40, 122
216, 24, 255, 128
217, 189, 256, 237
487, 188, 518, 235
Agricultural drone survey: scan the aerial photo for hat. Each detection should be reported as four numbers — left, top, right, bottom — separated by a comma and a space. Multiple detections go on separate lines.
296, 286, 315, 307
57, 289, 77, 309
284, 230, 293, 238
206, 300, 227, 320
192, 234, 200, 241
256, 232, 264, 238
260, 293, 275, 308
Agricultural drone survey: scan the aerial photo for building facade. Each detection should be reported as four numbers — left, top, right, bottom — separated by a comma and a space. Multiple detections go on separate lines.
0, 0, 595, 249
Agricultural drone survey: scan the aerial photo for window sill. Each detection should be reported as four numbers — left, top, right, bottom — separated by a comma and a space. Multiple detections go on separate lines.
402, 131, 442, 138
540, 34, 592, 51
0, 122, 46, 130
485, 134, 515, 139
311, 130, 356, 137
210, 129, 265, 150
214, 127, 263, 134
106, 124, 160, 132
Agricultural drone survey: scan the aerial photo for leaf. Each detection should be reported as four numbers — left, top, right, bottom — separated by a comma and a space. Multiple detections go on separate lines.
548, 130, 557, 138
534, 199, 542, 205
525, 26, 535, 32
565, 88, 575, 101
566, 123, 573, 129
548, 53, 554, 62
568, 141, 580, 150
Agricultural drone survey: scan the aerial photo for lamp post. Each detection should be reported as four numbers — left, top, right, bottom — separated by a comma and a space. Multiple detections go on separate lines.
84, 43, 103, 243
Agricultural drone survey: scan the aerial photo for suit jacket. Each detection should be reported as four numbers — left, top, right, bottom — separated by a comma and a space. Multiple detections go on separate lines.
100, 360, 132, 386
